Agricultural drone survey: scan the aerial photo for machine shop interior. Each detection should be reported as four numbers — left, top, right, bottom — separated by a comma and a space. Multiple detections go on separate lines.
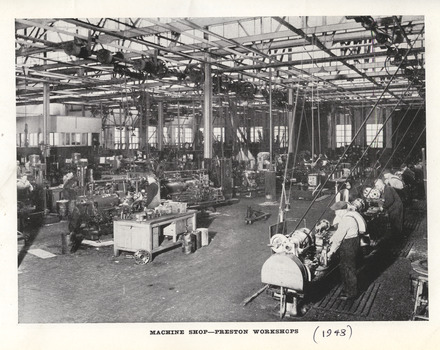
14, 16, 428, 323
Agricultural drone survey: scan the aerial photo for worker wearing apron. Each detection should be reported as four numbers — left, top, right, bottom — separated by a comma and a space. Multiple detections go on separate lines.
327, 201, 360, 300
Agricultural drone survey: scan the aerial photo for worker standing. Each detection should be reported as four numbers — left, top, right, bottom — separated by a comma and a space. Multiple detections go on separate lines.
326, 201, 360, 300
374, 178, 404, 236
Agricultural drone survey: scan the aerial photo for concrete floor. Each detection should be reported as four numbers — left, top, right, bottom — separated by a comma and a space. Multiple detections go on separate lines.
17, 194, 427, 323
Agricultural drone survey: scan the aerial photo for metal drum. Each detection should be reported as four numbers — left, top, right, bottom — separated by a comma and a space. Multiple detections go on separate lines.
199, 228, 209, 246
194, 230, 202, 250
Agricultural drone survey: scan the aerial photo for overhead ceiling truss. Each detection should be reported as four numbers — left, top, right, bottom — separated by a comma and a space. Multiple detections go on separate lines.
15, 16, 425, 111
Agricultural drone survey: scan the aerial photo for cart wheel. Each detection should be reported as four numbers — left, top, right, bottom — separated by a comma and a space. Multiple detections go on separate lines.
134, 250, 152, 265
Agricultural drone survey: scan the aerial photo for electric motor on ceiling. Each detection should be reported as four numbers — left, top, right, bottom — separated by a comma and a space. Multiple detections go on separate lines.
63, 39, 92, 59
181, 65, 205, 86
261, 87, 288, 108
96, 49, 114, 64
133, 57, 169, 79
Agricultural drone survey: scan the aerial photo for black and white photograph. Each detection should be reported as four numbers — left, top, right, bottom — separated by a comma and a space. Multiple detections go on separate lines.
2, 1, 440, 349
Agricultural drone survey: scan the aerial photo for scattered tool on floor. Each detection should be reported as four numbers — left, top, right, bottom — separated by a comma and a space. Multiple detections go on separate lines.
245, 206, 270, 224
242, 284, 269, 306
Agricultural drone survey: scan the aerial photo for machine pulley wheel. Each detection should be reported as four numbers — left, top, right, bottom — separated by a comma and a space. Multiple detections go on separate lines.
369, 188, 381, 199
269, 234, 288, 253
363, 187, 380, 199
134, 250, 152, 265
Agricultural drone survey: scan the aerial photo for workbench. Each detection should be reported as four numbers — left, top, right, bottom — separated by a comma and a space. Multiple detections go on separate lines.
113, 210, 197, 262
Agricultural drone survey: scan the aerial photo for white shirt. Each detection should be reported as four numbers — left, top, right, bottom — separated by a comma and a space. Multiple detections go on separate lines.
328, 211, 359, 256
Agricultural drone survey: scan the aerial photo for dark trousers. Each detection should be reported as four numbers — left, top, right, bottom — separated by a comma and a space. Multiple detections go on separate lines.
339, 236, 360, 297
389, 207, 403, 236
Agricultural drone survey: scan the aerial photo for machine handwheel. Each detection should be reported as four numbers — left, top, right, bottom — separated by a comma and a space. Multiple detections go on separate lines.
134, 250, 152, 265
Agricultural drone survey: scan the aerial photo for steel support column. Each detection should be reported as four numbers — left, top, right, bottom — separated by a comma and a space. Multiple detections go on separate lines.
269, 65, 273, 169
203, 60, 213, 159
145, 93, 150, 155
385, 107, 393, 149
177, 101, 181, 149
43, 83, 49, 146
287, 88, 294, 152
139, 94, 145, 151
157, 101, 164, 151
192, 102, 197, 151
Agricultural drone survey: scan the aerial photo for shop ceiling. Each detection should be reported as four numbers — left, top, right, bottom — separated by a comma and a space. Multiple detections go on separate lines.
15, 16, 425, 113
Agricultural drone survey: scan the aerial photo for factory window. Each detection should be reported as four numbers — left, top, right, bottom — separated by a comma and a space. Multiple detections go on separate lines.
128, 128, 139, 149
49, 132, 62, 146
16, 133, 20, 147
38, 132, 42, 145
29, 133, 38, 146
114, 127, 126, 149
148, 127, 157, 146
65, 132, 71, 146
213, 127, 224, 142
236, 127, 246, 142
336, 124, 352, 147
49, 132, 61, 146
250, 126, 263, 142
20, 133, 26, 147
60, 132, 65, 146
54, 133, 60, 146
366, 124, 383, 148
275, 126, 288, 148
163, 126, 170, 144
174, 127, 181, 145
185, 128, 193, 143
73, 133, 81, 145
82, 133, 88, 146
174, 127, 193, 145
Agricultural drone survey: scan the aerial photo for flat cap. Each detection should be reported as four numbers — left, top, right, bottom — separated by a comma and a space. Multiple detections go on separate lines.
330, 201, 348, 211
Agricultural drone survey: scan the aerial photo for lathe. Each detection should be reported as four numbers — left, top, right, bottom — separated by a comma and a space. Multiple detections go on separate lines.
261, 201, 385, 318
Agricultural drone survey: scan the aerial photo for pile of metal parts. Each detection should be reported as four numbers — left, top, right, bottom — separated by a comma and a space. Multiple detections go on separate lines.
161, 169, 226, 207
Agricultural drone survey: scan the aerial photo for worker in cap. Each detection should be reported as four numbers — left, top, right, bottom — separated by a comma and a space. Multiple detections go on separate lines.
326, 201, 360, 300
